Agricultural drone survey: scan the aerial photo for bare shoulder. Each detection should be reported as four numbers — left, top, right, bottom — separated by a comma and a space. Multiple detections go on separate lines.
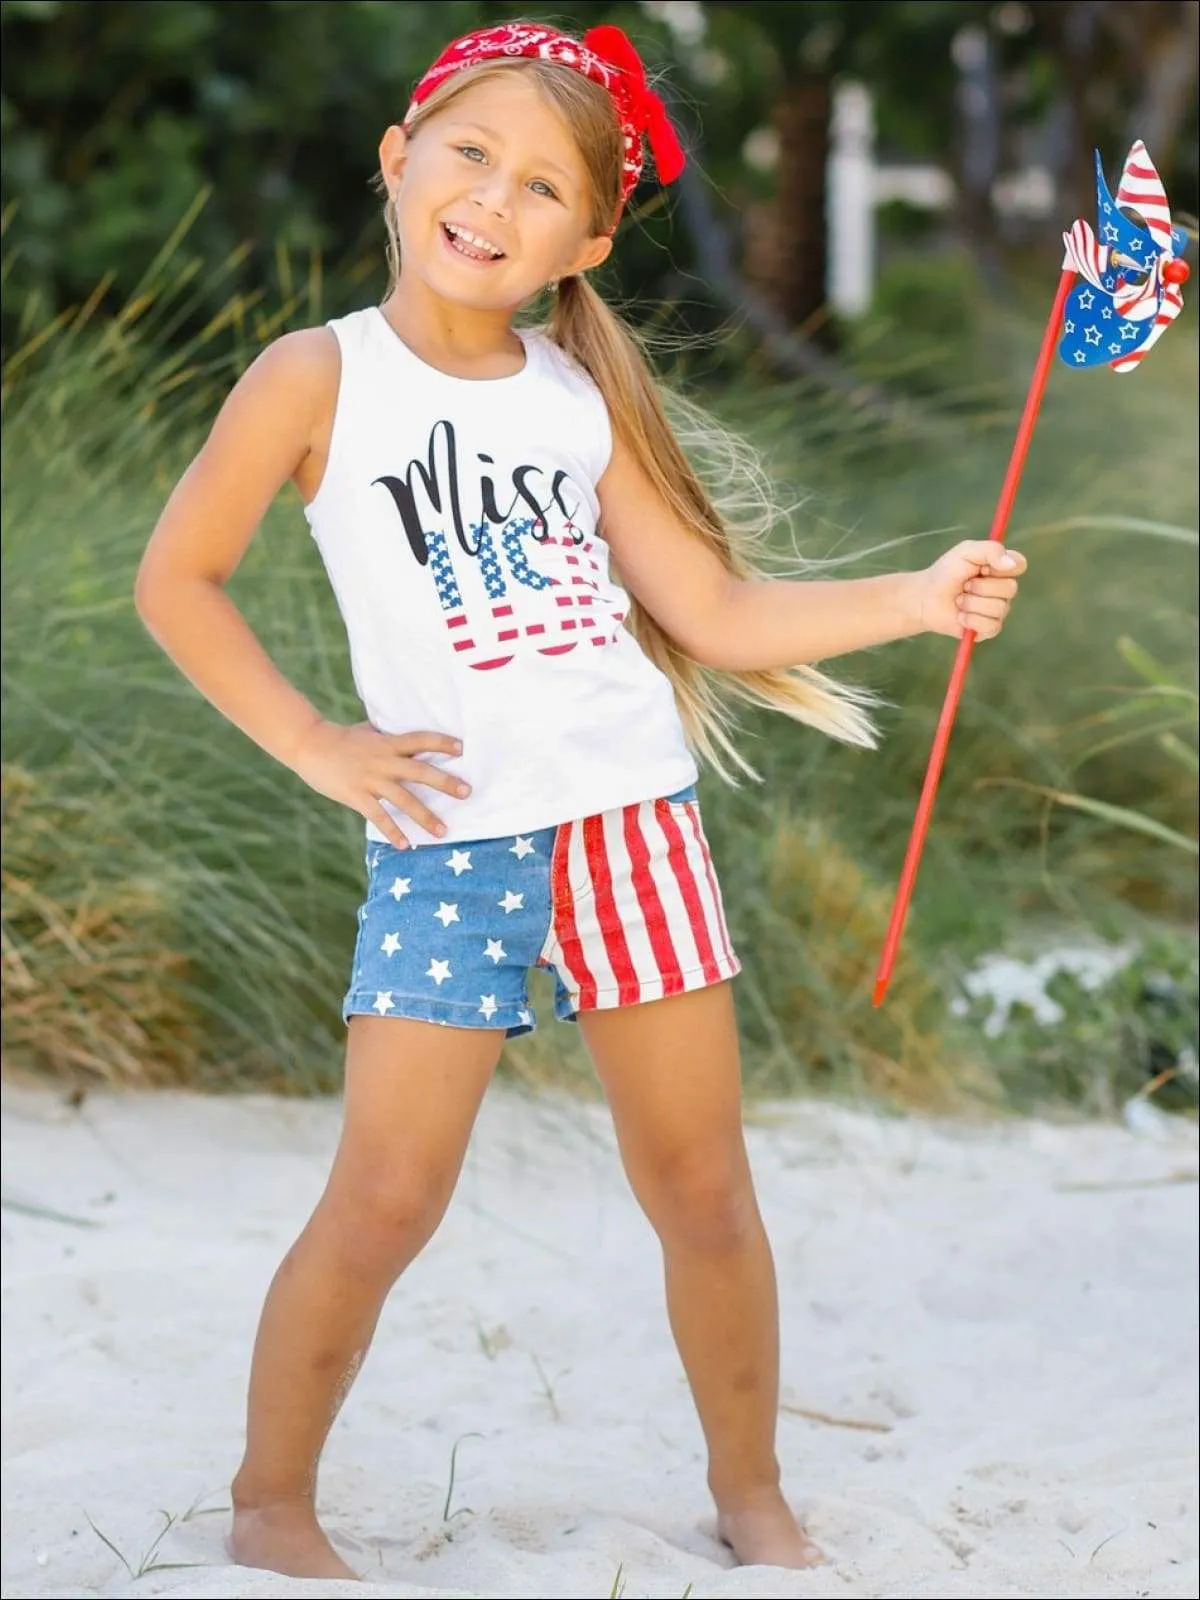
203, 326, 341, 502
250, 327, 341, 502
237, 325, 340, 411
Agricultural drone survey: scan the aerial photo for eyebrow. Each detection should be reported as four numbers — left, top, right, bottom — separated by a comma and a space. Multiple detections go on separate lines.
449, 121, 576, 184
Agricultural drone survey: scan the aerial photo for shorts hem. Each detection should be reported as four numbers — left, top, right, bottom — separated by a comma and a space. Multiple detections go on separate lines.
555, 957, 741, 1021
343, 991, 535, 1038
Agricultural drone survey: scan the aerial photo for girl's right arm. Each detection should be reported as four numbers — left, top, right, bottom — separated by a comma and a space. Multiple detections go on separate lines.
134, 329, 467, 848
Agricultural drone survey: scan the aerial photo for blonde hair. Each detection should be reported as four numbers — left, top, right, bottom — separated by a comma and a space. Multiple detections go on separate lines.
388, 56, 877, 780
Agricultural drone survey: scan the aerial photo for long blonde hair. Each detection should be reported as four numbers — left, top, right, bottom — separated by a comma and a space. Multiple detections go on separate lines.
388, 56, 877, 779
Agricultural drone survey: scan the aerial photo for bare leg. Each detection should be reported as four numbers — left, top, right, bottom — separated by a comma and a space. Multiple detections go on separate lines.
229, 1016, 504, 1580
580, 986, 823, 1570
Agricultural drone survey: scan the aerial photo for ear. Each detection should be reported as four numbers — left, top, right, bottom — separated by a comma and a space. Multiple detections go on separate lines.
378, 124, 410, 197
563, 232, 614, 278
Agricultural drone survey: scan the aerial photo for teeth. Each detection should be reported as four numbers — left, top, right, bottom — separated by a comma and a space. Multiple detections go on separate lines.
445, 224, 503, 258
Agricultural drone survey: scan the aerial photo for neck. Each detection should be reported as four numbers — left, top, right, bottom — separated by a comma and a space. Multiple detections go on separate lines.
381, 273, 527, 379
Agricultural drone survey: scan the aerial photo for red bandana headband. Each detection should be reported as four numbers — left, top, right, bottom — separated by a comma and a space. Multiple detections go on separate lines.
405, 21, 686, 223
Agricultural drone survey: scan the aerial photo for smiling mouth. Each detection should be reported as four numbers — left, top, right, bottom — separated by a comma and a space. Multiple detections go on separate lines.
441, 222, 506, 262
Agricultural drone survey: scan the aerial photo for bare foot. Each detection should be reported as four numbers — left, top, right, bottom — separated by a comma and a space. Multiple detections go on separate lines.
230, 1501, 359, 1581
717, 1488, 825, 1569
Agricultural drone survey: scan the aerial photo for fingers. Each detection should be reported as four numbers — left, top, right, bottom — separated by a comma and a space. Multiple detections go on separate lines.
367, 802, 410, 852
956, 594, 1009, 622
390, 731, 463, 760
384, 732, 469, 804
956, 541, 1027, 575
962, 575, 1019, 600
396, 758, 471, 800
376, 782, 451, 840
953, 548, 1023, 641
956, 597, 1008, 638
356, 732, 470, 844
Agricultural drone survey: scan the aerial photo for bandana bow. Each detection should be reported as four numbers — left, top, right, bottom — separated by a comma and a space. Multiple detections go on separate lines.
582, 25, 686, 190
405, 22, 686, 219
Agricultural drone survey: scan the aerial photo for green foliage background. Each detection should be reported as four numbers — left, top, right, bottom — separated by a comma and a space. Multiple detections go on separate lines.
2, 1, 1197, 1109
5, 0, 1198, 341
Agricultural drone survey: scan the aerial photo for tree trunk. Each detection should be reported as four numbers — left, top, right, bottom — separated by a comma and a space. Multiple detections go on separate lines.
951, 24, 1005, 293
1038, 1, 1116, 225
1116, 0, 1199, 179
743, 73, 832, 336
1039, 0, 1197, 239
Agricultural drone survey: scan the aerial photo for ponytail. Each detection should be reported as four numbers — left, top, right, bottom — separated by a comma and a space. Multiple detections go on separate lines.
548, 273, 877, 782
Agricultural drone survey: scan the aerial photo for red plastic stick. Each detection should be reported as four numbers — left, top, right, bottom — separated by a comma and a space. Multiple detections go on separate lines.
872, 267, 1077, 1007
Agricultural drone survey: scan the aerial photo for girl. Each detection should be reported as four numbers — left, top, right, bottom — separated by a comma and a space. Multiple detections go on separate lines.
135, 20, 1025, 1580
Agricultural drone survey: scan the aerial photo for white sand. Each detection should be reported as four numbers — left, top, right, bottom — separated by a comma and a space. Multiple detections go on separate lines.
2, 1082, 1197, 1600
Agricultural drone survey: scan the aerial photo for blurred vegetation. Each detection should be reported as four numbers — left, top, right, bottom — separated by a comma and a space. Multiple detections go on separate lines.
1, 230, 1195, 1111
3, 0, 1197, 348
963, 934, 1199, 1115
1, 2, 1197, 1113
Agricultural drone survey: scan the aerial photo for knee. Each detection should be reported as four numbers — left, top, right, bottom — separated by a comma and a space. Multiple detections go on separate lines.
318, 1162, 452, 1278
638, 1147, 760, 1256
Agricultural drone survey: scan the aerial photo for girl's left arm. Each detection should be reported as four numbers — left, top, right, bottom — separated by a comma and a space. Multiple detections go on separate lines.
597, 434, 1027, 670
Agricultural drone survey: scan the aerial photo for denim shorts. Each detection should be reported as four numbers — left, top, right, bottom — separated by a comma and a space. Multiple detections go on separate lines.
343, 785, 739, 1036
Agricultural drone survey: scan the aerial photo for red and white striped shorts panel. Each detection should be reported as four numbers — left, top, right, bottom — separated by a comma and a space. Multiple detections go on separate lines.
539, 789, 739, 1015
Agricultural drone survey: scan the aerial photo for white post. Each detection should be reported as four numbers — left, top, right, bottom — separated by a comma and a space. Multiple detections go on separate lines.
828, 80, 875, 317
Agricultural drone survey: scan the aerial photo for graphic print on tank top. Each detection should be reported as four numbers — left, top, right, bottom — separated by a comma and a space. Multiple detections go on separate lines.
372, 418, 626, 672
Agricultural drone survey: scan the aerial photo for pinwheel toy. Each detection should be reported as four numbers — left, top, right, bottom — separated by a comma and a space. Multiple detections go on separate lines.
873, 142, 1190, 1008
1060, 142, 1190, 371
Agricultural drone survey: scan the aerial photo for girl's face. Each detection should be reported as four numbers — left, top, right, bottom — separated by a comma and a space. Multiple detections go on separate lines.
381, 73, 613, 312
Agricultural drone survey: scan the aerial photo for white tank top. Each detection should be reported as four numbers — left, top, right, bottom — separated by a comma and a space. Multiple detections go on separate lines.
305, 307, 698, 846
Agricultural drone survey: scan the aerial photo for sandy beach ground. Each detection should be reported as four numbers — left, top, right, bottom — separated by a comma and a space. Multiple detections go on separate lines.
2, 1080, 1197, 1600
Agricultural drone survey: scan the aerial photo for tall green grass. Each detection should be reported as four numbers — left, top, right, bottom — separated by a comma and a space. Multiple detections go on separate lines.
2, 249, 1196, 1109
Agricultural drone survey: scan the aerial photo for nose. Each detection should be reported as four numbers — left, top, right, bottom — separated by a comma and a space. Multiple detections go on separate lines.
468, 169, 514, 221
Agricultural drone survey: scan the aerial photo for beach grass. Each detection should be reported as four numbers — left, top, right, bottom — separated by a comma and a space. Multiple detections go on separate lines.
2, 244, 1196, 1111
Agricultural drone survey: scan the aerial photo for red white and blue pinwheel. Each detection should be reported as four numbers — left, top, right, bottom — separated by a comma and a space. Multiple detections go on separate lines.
1060, 141, 1190, 373
873, 142, 1191, 1007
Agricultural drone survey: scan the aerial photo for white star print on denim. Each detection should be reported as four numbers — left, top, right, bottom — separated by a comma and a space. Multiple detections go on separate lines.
342, 791, 738, 1040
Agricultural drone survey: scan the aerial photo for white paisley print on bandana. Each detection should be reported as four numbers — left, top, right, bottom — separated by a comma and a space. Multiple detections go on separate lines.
404, 22, 687, 216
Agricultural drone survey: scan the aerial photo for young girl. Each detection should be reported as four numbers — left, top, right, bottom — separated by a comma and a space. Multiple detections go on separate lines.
135, 20, 1025, 1580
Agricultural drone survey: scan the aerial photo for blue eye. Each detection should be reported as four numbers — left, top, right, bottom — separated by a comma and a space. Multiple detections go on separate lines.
458, 144, 486, 163
529, 180, 559, 200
